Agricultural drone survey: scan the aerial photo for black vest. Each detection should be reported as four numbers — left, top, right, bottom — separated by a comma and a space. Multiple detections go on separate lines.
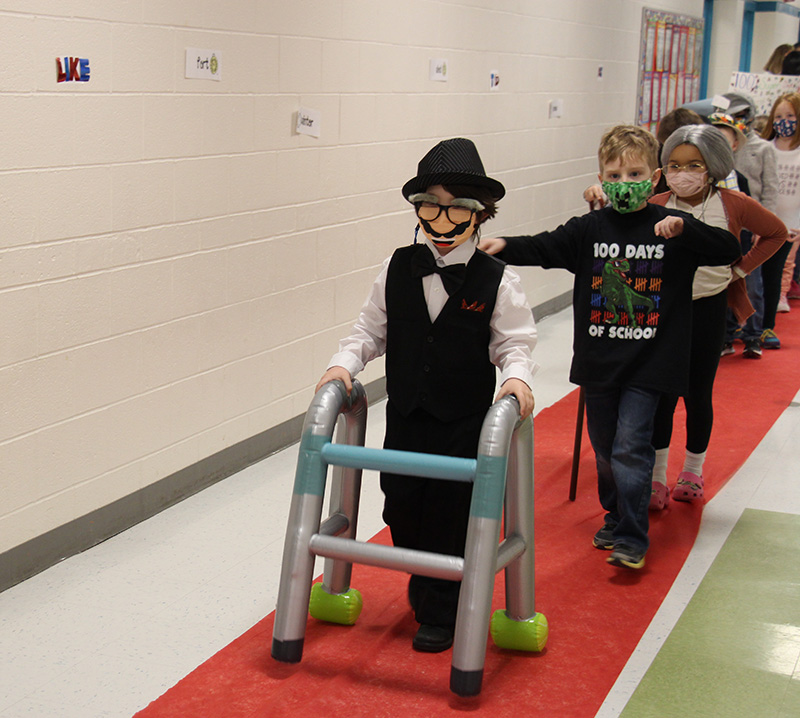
385, 244, 505, 422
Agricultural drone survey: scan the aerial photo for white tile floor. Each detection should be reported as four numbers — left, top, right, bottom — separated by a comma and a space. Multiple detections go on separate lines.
598, 390, 800, 716
2, 306, 799, 717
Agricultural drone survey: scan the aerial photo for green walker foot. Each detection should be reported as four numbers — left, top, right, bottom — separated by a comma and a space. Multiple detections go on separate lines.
308, 582, 363, 625
490, 609, 548, 652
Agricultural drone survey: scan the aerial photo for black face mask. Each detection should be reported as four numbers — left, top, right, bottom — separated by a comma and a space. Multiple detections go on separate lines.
418, 216, 473, 239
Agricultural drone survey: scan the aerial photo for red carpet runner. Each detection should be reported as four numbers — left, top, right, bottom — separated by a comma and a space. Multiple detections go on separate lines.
137, 309, 800, 718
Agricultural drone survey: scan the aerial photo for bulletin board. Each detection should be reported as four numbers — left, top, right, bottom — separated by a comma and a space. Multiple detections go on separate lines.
636, 8, 704, 134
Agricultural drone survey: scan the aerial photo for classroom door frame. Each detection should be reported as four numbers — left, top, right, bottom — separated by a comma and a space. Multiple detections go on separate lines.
736, 0, 800, 78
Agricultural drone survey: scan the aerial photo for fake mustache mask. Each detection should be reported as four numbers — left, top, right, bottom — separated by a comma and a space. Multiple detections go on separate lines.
418, 216, 474, 242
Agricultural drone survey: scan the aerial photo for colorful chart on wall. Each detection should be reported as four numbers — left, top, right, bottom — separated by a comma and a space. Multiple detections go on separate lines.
728, 71, 800, 115
637, 8, 704, 134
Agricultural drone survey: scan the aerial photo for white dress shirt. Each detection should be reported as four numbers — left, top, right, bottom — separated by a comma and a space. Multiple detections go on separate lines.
329, 235, 539, 390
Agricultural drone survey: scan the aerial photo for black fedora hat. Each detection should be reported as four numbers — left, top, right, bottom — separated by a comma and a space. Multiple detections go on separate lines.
402, 138, 505, 201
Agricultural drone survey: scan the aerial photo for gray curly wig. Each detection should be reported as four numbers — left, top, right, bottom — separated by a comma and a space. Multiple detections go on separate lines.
661, 124, 734, 183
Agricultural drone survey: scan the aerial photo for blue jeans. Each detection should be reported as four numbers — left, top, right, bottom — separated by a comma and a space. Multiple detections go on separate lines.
584, 385, 660, 553
726, 230, 763, 342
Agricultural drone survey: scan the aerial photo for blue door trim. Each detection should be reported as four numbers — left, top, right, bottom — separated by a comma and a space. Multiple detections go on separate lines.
746, 1, 800, 19
741, 1, 800, 69
741, 4, 755, 71
701, 0, 714, 97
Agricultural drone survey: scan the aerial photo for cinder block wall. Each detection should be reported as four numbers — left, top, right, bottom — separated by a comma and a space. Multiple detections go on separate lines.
0, 0, 703, 571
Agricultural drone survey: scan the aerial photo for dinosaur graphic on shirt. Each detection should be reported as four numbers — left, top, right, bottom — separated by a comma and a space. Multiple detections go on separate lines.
601, 258, 655, 326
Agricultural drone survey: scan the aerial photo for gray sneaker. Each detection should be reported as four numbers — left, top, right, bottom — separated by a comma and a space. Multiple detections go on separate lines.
607, 544, 646, 569
592, 523, 615, 550
742, 338, 762, 359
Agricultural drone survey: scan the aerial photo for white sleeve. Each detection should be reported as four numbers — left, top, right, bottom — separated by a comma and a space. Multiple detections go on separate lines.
489, 266, 539, 388
327, 258, 390, 378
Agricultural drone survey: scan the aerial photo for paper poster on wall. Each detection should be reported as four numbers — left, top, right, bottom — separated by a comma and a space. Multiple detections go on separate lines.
670, 27, 680, 74
636, 8, 703, 134
668, 74, 679, 113
642, 73, 653, 122
686, 28, 696, 74
655, 21, 666, 71
729, 71, 800, 115
645, 22, 657, 71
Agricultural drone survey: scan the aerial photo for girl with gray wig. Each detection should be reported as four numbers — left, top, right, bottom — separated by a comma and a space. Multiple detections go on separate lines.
647, 123, 787, 510
661, 124, 735, 185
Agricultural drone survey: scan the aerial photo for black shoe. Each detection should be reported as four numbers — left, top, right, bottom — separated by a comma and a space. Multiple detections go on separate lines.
412, 624, 454, 652
720, 341, 735, 357
607, 544, 646, 570
592, 522, 615, 550
742, 338, 762, 359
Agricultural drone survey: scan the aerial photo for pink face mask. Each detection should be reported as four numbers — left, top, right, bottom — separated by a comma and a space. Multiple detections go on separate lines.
666, 170, 709, 198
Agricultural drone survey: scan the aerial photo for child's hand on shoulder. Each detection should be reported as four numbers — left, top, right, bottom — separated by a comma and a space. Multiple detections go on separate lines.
496, 378, 534, 420
654, 216, 684, 239
316, 366, 352, 395
478, 237, 507, 255
584, 184, 605, 209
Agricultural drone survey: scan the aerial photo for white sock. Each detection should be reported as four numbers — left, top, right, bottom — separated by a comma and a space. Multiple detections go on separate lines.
682, 450, 706, 477
652, 448, 669, 486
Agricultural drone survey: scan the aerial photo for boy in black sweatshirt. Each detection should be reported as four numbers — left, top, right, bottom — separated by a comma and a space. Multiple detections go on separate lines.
480, 125, 741, 570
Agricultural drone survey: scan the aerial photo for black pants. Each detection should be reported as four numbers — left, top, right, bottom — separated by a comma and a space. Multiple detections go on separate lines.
761, 240, 791, 331
652, 290, 728, 455
380, 401, 484, 627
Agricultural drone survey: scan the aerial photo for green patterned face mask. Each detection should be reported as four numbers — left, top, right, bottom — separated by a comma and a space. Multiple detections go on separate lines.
602, 179, 653, 214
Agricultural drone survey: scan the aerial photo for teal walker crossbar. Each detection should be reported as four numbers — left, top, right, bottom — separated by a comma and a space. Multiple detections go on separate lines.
271, 379, 548, 697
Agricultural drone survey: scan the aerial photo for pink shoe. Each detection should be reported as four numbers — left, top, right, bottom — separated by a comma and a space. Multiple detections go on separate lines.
672, 471, 704, 502
649, 482, 670, 510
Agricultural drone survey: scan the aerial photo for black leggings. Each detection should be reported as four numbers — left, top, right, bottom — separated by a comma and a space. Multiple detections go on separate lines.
652, 290, 728, 455
761, 240, 791, 331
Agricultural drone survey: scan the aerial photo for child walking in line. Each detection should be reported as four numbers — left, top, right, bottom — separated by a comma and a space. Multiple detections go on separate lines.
581, 120, 784, 504
316, 138, 537, 653
708, 92, 780, 359
648, 125, 786, 509
759, 92, 800, 347
480, 125, 741, 570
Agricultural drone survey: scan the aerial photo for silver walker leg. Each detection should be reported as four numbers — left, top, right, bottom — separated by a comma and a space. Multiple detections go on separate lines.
321, 399, 367, 594
450, 397, 520, 696
271, 380, 367, 663
504, 418, 536, 620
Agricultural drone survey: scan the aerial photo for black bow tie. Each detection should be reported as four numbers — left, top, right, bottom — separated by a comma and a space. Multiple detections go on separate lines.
410, 247, 467, 296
